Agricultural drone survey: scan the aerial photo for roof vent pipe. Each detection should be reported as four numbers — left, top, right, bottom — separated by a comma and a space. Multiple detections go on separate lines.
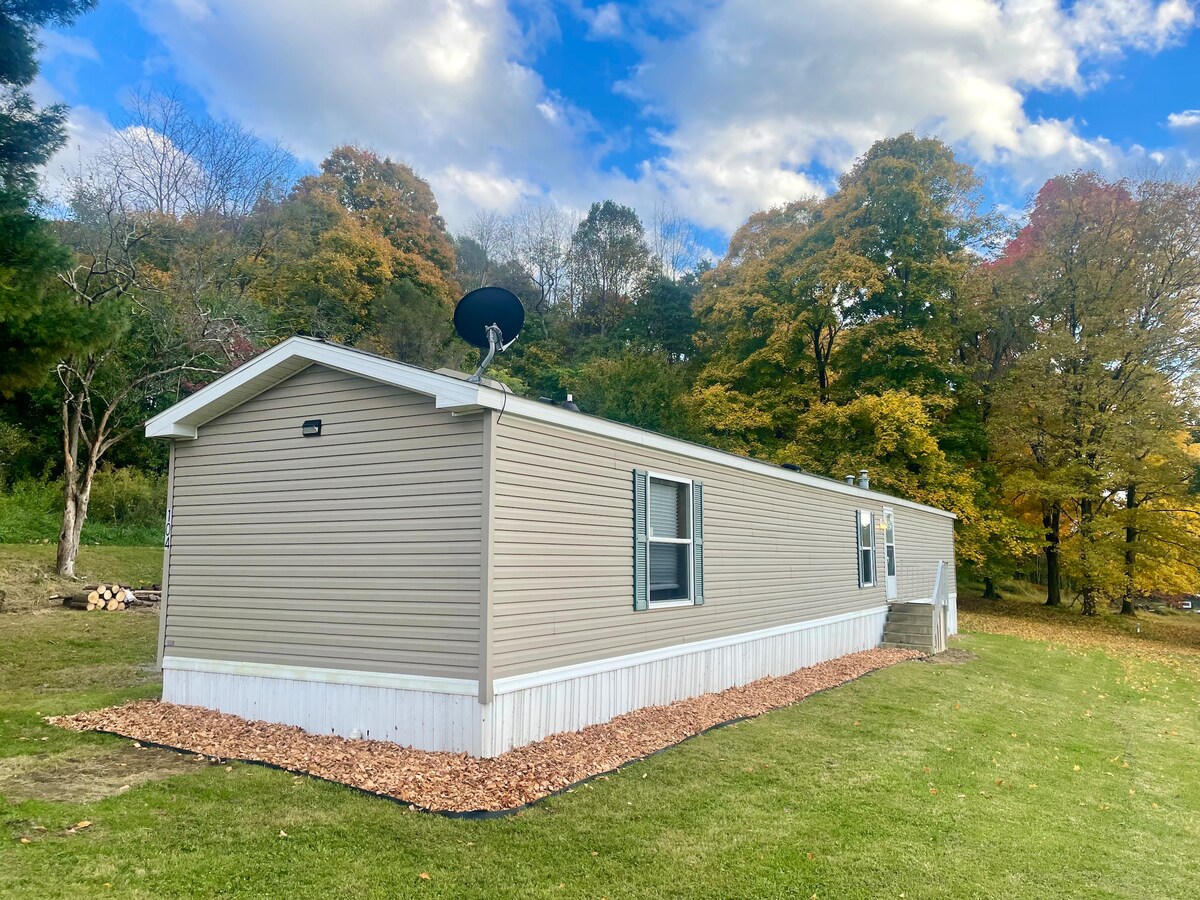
561, 393, 581, 413
858, 469, 870, 490
845, 474, 856, 484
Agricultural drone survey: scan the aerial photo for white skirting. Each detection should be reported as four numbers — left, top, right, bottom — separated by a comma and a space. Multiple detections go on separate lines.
162, 605, 890, 758
162, 665, 483, 754
483, 605, 888, 756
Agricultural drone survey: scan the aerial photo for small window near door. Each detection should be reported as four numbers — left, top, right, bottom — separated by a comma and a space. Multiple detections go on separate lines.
857, 509, 876, 587
883, 510, 896, 578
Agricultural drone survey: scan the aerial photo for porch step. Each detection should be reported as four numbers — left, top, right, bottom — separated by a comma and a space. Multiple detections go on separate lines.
882, 602, 937, 654
885, 612, 934, 627
881, 640, 934, 651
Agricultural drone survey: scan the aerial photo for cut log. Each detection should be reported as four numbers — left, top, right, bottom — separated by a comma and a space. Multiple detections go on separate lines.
131, 590, 162, 602
105, 598, 118, 611
87, 590, 100, 605
97, 584, 108, 596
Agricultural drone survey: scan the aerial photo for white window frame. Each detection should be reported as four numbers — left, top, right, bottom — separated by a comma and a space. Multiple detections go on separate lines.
646, 470, 694, 608
858, 509, 877, 588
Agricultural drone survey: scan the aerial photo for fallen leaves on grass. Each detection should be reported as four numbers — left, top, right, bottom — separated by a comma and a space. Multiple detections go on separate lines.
49, 648, 918, 814
958, 602, 1200, 673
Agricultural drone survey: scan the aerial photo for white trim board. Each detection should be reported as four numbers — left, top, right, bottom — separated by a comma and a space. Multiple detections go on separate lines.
145, 336, 955, 520
160, 607, 889, 701
492, 605, 891, 694
161, 656, 479, 696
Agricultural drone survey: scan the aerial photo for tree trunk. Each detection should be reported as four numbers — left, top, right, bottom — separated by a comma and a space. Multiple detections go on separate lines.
56, 489, 81, 578
1043, 504, 1062, 607
983, 576, 1000, 600
56, 469, 95, 577
1079, 497, 1097, 616
1121, 483, 1138, 617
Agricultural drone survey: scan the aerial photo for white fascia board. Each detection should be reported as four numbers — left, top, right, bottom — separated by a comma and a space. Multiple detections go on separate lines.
145, 338, 299, 438
144, 337, 485, 440
479, 389, 958, 521
143, 336, 954, 520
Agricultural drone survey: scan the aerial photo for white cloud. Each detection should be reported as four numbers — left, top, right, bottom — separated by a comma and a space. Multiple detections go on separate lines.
585, 3, 623, 39
1167, 109, 1200, 129
29, 72, 114, 201
126, 0, 595, 225
38, 31, 100, 63
93, 0, 1198, 236
623, 0, 1196, 228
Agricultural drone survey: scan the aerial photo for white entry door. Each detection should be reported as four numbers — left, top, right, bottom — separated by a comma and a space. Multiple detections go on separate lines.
883, 509, 897, 599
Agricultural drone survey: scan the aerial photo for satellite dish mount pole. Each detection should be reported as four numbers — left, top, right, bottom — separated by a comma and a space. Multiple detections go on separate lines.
468, 322, 503, 384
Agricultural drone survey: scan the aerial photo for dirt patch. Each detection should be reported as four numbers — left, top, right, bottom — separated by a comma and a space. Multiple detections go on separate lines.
920, 648, 978, 665
50, 648, 920, 815
0, 554, 65, 613
0, 743, 208, 803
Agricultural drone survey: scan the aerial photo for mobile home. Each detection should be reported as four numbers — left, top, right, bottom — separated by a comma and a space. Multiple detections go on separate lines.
146, 336, 956, 757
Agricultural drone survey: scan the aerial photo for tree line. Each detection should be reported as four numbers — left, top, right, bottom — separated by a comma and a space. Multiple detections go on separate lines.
2, 3, 1198, 607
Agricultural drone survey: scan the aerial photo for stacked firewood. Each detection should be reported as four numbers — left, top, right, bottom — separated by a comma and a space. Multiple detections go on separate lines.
59, 584, 162, 612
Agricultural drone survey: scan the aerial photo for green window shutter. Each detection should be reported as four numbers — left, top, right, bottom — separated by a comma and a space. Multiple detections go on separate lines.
856, 510, 864, 588
633, 469, 649, 610
692, 481, 705, 605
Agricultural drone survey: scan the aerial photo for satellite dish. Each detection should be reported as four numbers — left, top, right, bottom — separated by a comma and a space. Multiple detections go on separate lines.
453, 286, 525, 383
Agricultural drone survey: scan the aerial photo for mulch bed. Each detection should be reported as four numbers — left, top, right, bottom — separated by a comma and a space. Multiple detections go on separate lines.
50, 647, 919, 815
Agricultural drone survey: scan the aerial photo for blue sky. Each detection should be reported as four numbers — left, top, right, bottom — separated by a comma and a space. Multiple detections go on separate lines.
35, 0, 1200, 247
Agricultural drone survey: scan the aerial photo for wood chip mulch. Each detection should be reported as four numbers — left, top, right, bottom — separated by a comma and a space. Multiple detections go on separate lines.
49, 647, 920, 815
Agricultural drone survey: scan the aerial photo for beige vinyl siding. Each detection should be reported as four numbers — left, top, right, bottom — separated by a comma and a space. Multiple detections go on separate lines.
891, 506, 957, 599
489, 414, 944, 679
164, 363, 484, 679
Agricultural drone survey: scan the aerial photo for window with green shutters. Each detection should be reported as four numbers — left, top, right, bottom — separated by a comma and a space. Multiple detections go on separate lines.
633, 470, 704, 609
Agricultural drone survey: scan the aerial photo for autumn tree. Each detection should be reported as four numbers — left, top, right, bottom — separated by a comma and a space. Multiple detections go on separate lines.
988, 173, 1200, 614
260, 146, 461, 368
309, 145, 458, 285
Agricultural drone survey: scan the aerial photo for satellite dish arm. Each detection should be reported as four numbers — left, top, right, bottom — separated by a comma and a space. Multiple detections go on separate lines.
468, 323, 503, 384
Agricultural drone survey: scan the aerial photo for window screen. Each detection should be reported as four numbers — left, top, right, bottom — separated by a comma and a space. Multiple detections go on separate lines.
649, 476, 691, 603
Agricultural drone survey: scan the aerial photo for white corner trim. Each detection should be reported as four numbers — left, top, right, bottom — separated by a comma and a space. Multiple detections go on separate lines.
492, 605, 890, 695
144, 335, 954, 520
161, 656, 479, 696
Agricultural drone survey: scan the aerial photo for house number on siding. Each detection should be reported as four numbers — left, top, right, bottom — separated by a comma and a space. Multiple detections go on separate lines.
164, 508, 172, 548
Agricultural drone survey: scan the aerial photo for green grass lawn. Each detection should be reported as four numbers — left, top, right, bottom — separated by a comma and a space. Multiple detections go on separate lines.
2, 557, 1200, 898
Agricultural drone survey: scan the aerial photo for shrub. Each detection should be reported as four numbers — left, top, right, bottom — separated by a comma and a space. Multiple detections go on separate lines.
0, 468, 166, 546
89, 467, 167, 528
